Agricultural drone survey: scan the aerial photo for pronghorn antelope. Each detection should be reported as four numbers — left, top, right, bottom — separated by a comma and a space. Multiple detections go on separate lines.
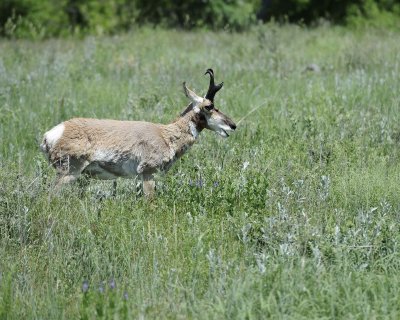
40, 69, 236, 197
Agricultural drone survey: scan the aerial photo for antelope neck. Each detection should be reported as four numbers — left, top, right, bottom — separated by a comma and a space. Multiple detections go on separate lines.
162, 110, 206, 159
176, 110, 206, 138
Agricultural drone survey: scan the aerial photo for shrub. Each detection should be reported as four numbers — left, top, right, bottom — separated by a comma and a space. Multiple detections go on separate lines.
346, 0, 400, 28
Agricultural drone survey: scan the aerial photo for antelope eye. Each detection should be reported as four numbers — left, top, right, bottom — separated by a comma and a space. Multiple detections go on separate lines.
205, 104, 214, 111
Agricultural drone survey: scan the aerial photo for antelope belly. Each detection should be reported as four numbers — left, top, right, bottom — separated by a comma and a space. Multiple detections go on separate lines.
121, 159, 140, 176
84, 159, 139, 179
83, 162, 119, 180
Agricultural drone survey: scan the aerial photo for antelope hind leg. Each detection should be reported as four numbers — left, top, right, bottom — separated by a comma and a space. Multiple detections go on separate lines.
142, 174, 155, 198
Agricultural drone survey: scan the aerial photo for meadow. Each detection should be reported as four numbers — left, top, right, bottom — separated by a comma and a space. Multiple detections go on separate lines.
1, 25, 400, 319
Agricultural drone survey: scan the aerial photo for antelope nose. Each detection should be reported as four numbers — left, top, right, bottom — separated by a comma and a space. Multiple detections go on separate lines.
231, 123, 237, 130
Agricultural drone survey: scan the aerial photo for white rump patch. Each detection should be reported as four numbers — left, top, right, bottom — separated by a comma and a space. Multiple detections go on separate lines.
44, 123, 65, 147
189, 121, 199, 139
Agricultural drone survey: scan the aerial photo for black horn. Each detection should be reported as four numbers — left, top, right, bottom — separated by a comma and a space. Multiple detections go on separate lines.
204, 68, 223, 102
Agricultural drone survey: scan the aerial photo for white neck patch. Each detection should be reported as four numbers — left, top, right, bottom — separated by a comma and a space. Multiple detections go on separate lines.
189, 121, 199, 139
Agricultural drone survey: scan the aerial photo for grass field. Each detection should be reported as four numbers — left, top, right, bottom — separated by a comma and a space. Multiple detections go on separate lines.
1, 25, 400, 319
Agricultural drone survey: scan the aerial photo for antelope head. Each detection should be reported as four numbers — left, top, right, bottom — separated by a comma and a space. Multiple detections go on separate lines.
183, 69, 236, 138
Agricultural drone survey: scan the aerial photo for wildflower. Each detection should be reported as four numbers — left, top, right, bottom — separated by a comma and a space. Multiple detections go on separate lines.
242, 161, 249, 170
213, 181, 219, 188
123, 291, 128, 300
196, 179, 203, 188
109, 279, 116, 290
82, 280, 89, 293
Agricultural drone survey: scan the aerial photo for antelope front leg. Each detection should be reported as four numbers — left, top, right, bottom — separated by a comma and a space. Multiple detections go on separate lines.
142, 174, 155, 198
47, 174, 79, 200
112, 180, 117, 197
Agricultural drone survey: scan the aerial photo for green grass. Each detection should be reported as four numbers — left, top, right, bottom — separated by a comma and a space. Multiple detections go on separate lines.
1, 25, 400, 319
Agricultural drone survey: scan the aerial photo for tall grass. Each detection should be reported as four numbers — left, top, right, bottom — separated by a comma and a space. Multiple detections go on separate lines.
1, 25, 400, 319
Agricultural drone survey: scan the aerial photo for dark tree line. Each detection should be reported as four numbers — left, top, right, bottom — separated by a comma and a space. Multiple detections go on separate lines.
1, 0, 399, 38
259, 0, 400, 25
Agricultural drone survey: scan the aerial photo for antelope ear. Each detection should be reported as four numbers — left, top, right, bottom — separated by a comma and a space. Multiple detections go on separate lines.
183, 82, 203, 109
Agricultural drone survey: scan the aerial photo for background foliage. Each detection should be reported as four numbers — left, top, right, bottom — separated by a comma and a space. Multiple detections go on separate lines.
1, 0, 400, 38
259, 0, 400, 28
